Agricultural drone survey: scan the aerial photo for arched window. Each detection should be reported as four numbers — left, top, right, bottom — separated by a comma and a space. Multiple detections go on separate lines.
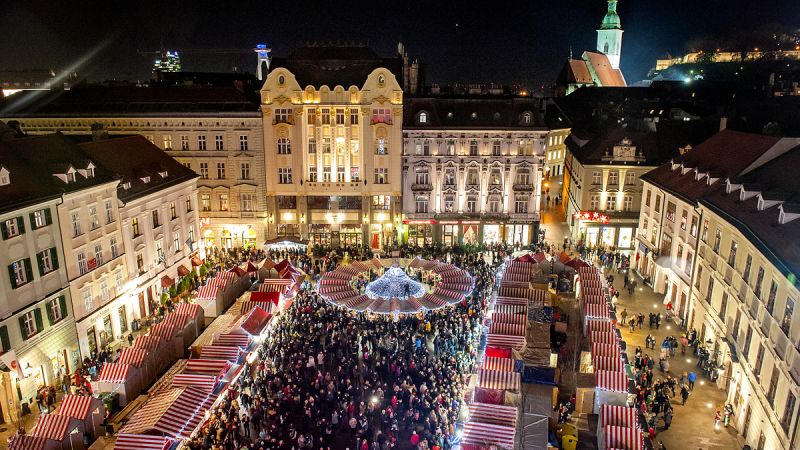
521, 111, 532, 124
603, 42, 609, 53
418, 111, 428, 124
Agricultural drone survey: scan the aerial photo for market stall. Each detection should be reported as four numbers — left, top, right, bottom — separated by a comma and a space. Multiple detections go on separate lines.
113, 434, 173, 450
96, 362, 140, 407
115, 347, 154, 388
118, 386, 213, 440
460, 421, 516, 450
53, 394, 106, 438
602, 425, 643, 450
133, 335, 169, 375
30, 414, 84, 450
150, 314, 187, 360
594, 370, 630, 413
173, 302, 204, 342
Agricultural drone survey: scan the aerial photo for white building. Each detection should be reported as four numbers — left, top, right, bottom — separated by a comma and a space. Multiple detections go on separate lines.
636, 130, 800, 449
401, 97, 546, 246
79, 135, 200, 330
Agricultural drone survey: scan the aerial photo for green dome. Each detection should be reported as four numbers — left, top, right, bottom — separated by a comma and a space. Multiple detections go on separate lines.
600, 0, 622, 30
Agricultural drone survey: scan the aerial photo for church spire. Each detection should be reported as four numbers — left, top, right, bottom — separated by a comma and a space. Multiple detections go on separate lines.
600, 0, 622, 30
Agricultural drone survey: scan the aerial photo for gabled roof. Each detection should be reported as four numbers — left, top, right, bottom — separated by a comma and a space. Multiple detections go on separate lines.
583, 52, 626, 87
78, 135, 198, 202
403, 97, 546, 129
270, 46, 402, 89
0, 132, 117, 213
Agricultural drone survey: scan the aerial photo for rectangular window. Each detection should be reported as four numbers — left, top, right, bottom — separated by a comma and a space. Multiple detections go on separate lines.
162, 135, 172, 149
654, 195, 661, 213
753, 344, 765, 378
240, 194, 253, 212
350, 109, 359, 125
335, 109, 345, 125
371, 108, 392, 124
767, 280, 778, 315
105, 201, 114, 224
186, 196, 193, 213
21, 310, 38, 338
322, 137, 331, 153
701, 220, 709, 242
605, 195, 616, 211
446, 140, 456, 156
240, 163, 250, 180
275, 108, 292, 123
219, 194, 229, 211
199, 163, 209, 179
309, 165, 317, 181
94, 243, 103, 266
374, 168, 388, 184
469, 140, 479, 156
321, 109, 330, 125
754, 267, 765, 299
376, 139, 387, 155
592, 172, 601, 185
215, 135, 224, 150
48, 297, 65, 324
9, 258, 31, 288
36, 248, 57, 275
31, 209, 51, 229
308, 139, 317, 154
322, 166, 331, 182
118, 305, 128, 334
89, 206, 99, 230
239, 135, 249, 151
136, 253, 144, 274
743, 325, 753, 358
625, 171, 635, 185
782, 297, 794, 335
623, 196, 633, 212
782, 392, 796, 432
690, 215, 698, 237
71, 212, 82, 237
713, 230, 722, 253
197, 135, 206, 150
278, 168, 292, 184
706, 277, 715, 302
645, 189, 651, 207
719, 292, 728, 320
152, 210, 160, 228
467, 196, 477, 213
201, 194, 211, 212
83, 289, 93, 313
515, 199, 528, 214
415, 196, 428, 213
110, 237, 118, 259
695, 265, 703, 289
337, 166, 345, 182
492, 141, 501, 156
766, 367, 779, 406
307, 109, 316, 125
443, 195, 455, 212
665, 202, 676, 222
217, 163, 226, 179
590, 195, 600, 210
77, 251, 87, 275
173, 231, 181, 253
680, 210, 688, 230
131, 217, 140, 237
641, 218, 648, 237
608, 171, 618, 186
372, 196, 391, 210
100, 280, 109, 301
169, 202, 177, 220
156, 240, 164, 261
277, 138, 291, 154
743, 254, 752, 281
728, 241, 738, 266
180, 135, 189, 150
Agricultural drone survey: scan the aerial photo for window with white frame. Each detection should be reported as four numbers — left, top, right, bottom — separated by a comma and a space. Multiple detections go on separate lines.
115, 270, 123, 291
105, 200, 114, 224
9, 258, 30, 287
156, 239, 164, 262
22, 310, 38, 337
32, 209, 49, 229
308, 139, 317, 154
37, 248, 56, 275
515, 169, 530, 185
488, 197, 501, 213
48, 297, 64, 323
275, 108, 292, 123
590, 195, 600, 210
376, 139, 387, 155
110, 237, 118, 259
241, 194, 253, 212
322, 166, 331, 182
219, 194, 229, 211
89, 206, 99, 230
173, 231, 181, 253
446, 140, 456, 156
180, 135, 189, 150
71, 212, 82, 237
623, 195, 633, 211
321, 109, 330, 125
216, 162, 225, 179
201, 194, 211, 212
605, 195, 616, 211
371, 108, 391, 124
466, 196, 477, 213
277, 138, 291, 155
592, 171, 602, 185
100, 280, 110, 301
337, 166, 345, 182
322, 138, 331, 153
625, 171, 635, 185
215, 135, 224, 150
335, 109, 345, 125
415, 196, 429, 213
83, 289, 93, 313
515, 197, 528, 213
240, 163, 250, 180
276, 167, 292, 184
469, 140, 479, 156
347, 108, 358, 124
608, 171, 618, 186
308, 166, 317, 181
197, 135, 206, 150
415, 167, 429, 185
199, 163, 209, 179
239, 135, 249, 151
444, 195, 455, 213
77, 251, 87, 275
492, 141, 501, 156
374, 168, 388, 184
163, 135, 172, 149
94, 243, 103, 266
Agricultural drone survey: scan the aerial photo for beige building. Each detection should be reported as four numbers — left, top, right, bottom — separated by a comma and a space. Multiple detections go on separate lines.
261, 46, 404, 249
0, 85, 266, 251
401, 97, 546, 246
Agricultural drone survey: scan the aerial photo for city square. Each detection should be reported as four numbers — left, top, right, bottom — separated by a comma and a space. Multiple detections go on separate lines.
0, 1, 799, 450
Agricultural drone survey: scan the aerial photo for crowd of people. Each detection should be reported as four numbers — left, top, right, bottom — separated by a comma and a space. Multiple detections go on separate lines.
186, 251, 499, 450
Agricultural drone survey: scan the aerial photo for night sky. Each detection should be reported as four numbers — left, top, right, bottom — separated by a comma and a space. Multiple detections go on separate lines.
1, 0, 798, 90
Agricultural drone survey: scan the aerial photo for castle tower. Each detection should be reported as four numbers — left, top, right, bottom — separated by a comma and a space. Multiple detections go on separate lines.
597, 0, 623, 70
254, 44, 271, 80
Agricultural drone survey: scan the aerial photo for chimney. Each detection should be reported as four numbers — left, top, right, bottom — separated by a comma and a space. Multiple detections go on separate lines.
719, 116, 728, 132
91, 123, 108, 141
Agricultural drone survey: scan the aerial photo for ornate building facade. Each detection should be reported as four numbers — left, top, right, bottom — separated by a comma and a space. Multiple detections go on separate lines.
401, 97, 546, 246
261, 46, 404, 249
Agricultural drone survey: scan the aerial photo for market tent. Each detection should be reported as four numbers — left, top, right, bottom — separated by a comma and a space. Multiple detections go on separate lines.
592, 342, 622, 357
30, 414, 84, 450
198, 345, 242, 362
171, 373, 219, 393
213, 332, 251, 348
519, 383, 555, 450
599, 405, 639, 429
460, 421, 516, 450
54, 394, 106, 438
194, 277, 230, 318
151, 313, 187, 359
8, 435, 56, 450
481, 357, 515, 372
477, 369, 521, 391
116, 347, 155, 387
486, 333, 526, 350
173, 302, 204, 343
237, 305, 272, 337
133, 335, 169, 376
113, 434, 173, 450
593, 355, 622, 371
185, 359, 231, 377
466, 402, 518, 427
603, 425, 643, 450
594, 370, 630, 413
96, 362, 141, 407
119, 386, 213, 440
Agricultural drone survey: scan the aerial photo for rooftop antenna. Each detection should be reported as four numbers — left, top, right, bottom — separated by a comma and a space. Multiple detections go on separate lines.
569, 45, 573, 60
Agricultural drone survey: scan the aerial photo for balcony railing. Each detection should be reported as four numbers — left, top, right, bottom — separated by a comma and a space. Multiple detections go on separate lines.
272, 117, 294, 125
513, 183, 534, 192
411, 183, 433, 191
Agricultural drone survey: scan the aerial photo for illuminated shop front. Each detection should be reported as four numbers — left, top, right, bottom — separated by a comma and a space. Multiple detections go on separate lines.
505, 224, 531, 245
442, 223, 458, 246
407, 222, 434, 246
462, 223, 479, 245
310, 224, 332, 246
483, 224, 501, 244
574, 211, 636, 251
339, 224, 363, 247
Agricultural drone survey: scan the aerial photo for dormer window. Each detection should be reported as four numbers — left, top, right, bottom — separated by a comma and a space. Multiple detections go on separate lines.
0, 166, 9, 186
141, 176, 150, 183
470, 112, 478, 120
122, 182, 131, 190
67, 172, 75, 183
521, 111, 532, 124
418, 111, 428, 124
159, 171, 168, 178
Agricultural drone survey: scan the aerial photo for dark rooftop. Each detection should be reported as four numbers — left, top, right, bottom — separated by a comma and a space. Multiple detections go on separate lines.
270, 46, 402, 89
403, 97, 546, 129
78, 135, 198, 202
0, 85, 260, 117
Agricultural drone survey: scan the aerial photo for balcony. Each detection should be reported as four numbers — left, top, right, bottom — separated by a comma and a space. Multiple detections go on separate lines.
411, 183, 433, 191
513, 183, 534, 192
465, 183, 480, 190
272, 117, 294, 125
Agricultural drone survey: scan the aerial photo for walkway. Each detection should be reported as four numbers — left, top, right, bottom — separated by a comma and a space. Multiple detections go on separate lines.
612, 271, 739, 450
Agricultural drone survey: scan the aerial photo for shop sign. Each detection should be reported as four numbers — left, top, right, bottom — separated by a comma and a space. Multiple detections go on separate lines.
461, 220, 481, 224
439, 220, 459, 225
573, 211, 609, 224
403, 220, 435, 225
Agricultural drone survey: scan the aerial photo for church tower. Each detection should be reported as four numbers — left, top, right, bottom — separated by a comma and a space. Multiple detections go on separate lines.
596, 0, 623, 70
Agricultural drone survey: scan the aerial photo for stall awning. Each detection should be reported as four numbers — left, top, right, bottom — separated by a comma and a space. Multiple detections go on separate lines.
185, 359, 231, 376
477, 368, 521, 391
486, 333, 526, 350
30, 414, 73, 440
481, 357, 515, 372
595, 370, 629, 392
174, 302, 202, 318
240, 306, 272, 336
592, 342, 622, 358
249, 291, 280, 304
198, 345, 242, 362
214, 333, 251, 348
489, 322, 526, 336
467, 402, 518, 427
151, 318, 181, 340
605, 425, 643, 450
228, 266, 246, 277
177, 265, 190, 277
172, 373, 219, 393
599, 405, 639, 429
8, 435, 47, 450
97, 362, 131, 383
191, 256, 203, 266
114, 434, 173, 450
161, 275, 175, 288
461, 421, 516, 449
116, 347, 148, 367
119, 386, 212, 439
134, 335, 163, 352
54, 394, 98, 420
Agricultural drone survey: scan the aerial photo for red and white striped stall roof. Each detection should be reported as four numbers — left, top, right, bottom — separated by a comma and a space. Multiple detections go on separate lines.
585, 303, 610, 319
150, 320, 181, 340
477, 368, 521, 391
592, 342, 622, 357
461, 421, 516, 449
495, 296, 528, 306
172, 373, 219, 392
240, 306, 272, 336
198, 345, 242, 362
119, 386, 211, 439
591, 331, 618, 345
600, 405, 640, 429
54, 394, 96, 419
116, 347, 148, 367
493, 304, 527, 315
467, 402, 518, 427
134, 335, 163, 352
586, 318, 614, 334
214, 332, 251, 348
486, 334, 526, 350
605, 425, 643, 450
595, 370, 629, 392
97, 362, 131, 383
174, 302, 202, 318
481, 356, 515, 372
592, 355, 622, 371
489, 322, 526, 336
185, 358, 231, 376
584, 294, 608, 304
114, 434, 173, 450
31, 414, 72, 440
491, 312, 527, 325
8, 435, 47, 450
